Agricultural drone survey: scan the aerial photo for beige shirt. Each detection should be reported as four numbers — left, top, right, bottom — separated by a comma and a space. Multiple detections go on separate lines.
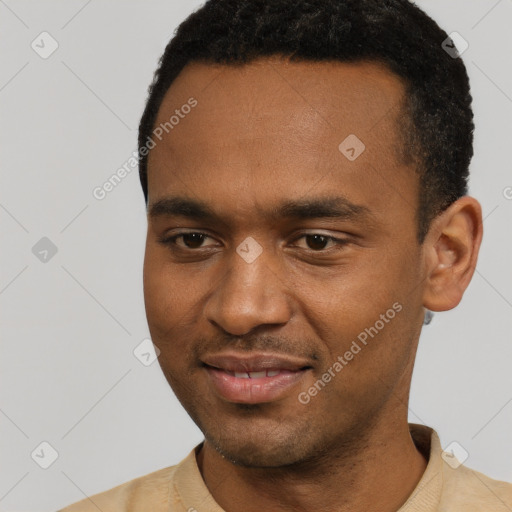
58, 424, 512, 511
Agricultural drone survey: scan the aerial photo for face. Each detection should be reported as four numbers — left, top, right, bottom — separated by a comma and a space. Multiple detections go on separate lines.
143, 57, 427, 468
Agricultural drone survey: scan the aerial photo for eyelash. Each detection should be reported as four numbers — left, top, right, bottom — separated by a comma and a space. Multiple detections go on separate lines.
158, 232, 350, 253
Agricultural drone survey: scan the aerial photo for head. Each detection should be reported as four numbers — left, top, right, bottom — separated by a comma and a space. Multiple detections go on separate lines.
140, 0, 482, 467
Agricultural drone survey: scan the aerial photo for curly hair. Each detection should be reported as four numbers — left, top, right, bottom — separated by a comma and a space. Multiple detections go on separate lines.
138, 0, 474, 242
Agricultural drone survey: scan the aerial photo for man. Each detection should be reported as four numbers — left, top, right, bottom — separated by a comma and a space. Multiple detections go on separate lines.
59, 0, 512, 510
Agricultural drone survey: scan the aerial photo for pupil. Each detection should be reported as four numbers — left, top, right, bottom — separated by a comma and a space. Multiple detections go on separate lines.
307, 234, 328, 250
183, 233, 204, 248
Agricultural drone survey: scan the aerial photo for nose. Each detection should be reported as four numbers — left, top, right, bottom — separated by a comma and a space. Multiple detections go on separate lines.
204, 243, 292, 336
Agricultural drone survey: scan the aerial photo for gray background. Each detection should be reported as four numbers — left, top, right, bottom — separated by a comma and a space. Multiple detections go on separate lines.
1, 1, 511, 510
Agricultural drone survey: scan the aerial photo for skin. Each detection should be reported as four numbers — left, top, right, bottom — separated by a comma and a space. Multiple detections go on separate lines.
143, 56, 483, 512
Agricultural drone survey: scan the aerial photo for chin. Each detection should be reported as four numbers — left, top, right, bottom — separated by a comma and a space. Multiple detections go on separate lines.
202, 419, 325, 468
180, 394, 339, 468
210, 438, 305, 468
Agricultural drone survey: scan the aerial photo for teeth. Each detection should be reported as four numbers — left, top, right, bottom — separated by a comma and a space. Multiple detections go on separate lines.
231, 370, 282, 378
248, 371, 266, 379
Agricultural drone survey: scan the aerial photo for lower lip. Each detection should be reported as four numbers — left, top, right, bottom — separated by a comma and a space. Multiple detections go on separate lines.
204, 367, 309, 404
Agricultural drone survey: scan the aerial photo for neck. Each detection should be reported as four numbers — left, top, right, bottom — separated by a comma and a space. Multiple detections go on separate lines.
196, 416, 428, 512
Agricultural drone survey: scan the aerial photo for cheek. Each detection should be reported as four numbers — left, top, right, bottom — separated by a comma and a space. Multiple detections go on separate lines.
143, 243, 191, 310
143, 257, 168, 325
296, 262, 400, 333
143, 248, 212, 367
143, 264, 193, 380
298, 252, 420, 375
143, 249, 187, 338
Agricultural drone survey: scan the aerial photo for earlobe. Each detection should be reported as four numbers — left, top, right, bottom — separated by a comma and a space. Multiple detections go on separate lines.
422, 196, 483, 312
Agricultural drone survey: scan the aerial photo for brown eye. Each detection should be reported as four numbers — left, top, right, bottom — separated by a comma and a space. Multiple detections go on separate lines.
293, 234, 348, 251
180, 233, 206, 249
159, 232, 217, 250
305, 234, 330, 250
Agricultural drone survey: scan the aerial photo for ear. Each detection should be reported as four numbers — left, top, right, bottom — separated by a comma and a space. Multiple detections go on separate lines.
422, 196, 483, 312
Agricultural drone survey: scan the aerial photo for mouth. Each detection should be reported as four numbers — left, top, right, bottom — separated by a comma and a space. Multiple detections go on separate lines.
201, 352, 313, 404
213, 368, 293, 378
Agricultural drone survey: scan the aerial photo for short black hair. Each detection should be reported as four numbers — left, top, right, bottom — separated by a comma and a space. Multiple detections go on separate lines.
138, 0, 474, 242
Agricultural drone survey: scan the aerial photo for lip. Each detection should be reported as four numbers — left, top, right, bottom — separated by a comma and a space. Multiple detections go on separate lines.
202, 352, 312, 404
202, 352, 312, 373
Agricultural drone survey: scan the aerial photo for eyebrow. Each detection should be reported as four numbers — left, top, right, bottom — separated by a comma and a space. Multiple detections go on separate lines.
148, 195, 374, 224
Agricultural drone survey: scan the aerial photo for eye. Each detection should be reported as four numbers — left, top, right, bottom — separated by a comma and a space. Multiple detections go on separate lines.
159, 232, 217, 250
292, 234, 349, 251
159, 231, 350, 253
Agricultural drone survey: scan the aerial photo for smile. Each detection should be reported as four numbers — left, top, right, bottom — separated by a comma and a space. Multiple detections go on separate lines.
201, 352, 312, 404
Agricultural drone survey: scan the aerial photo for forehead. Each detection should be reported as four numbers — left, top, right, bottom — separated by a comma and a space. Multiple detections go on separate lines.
151, 56, 406, 144
146, 57, 417, 227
